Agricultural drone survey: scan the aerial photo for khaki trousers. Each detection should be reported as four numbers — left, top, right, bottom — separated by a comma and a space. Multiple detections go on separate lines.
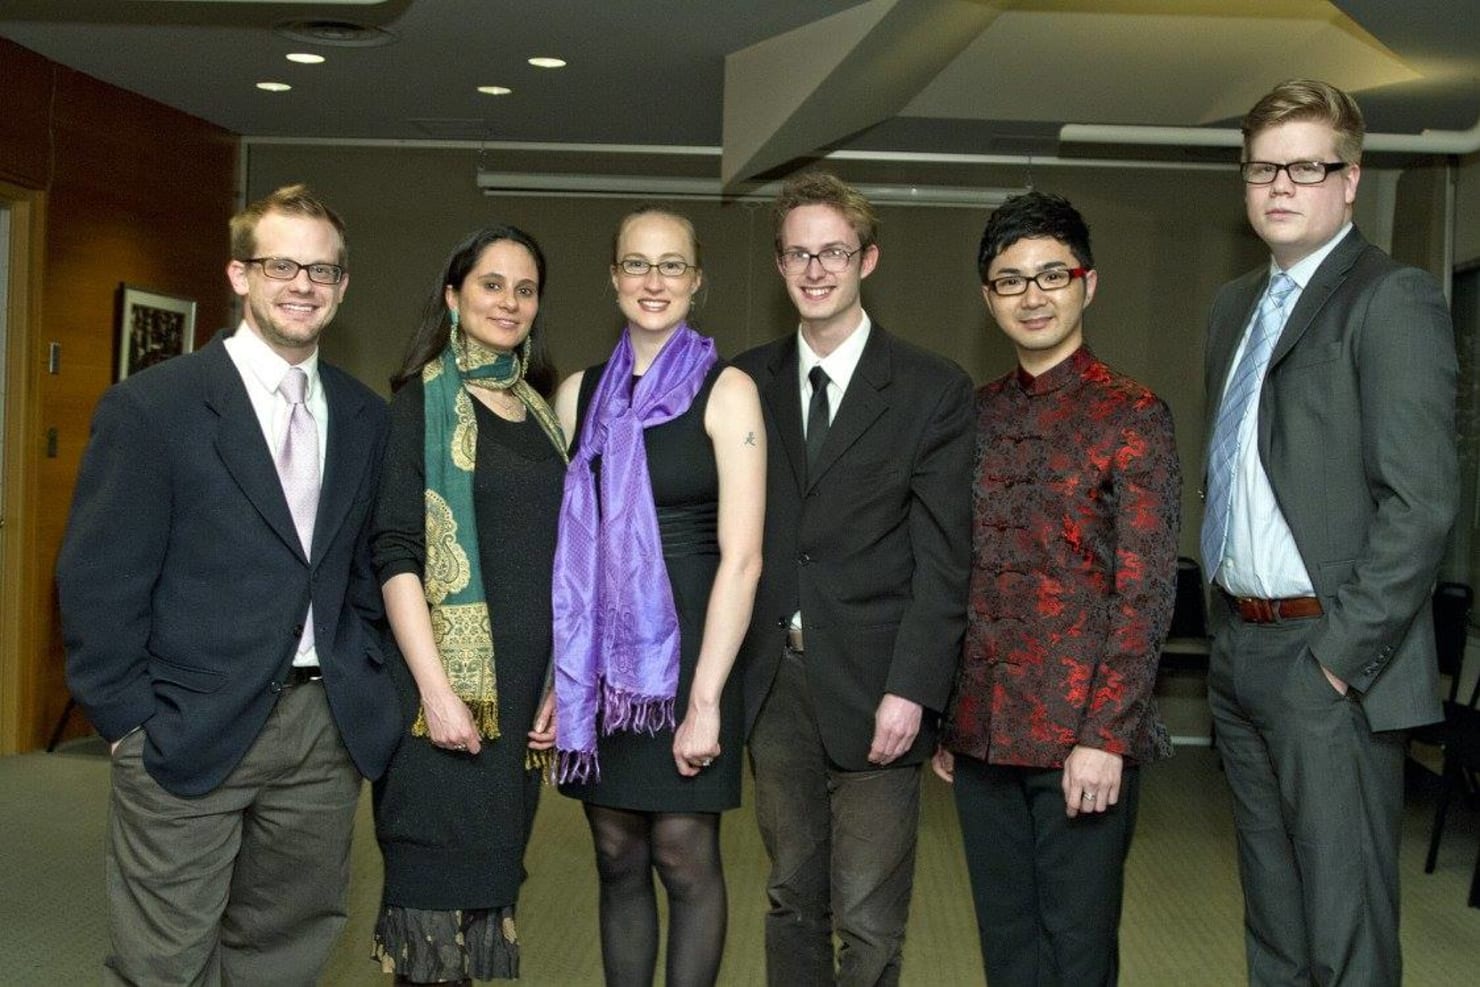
104, 682, 360, 987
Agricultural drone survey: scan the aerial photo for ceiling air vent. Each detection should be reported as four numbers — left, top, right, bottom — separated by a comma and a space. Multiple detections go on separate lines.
273, 20, 396, 48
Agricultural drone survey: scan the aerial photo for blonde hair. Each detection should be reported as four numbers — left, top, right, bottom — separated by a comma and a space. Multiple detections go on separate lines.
611, 205, 702, 268
771, 171, 878, 253
229, 184, 347, 265
1242, 79, 1365, 163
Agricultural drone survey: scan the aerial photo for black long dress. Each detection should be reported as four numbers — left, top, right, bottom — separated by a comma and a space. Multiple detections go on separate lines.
558, 361, 743, 812
370, 378, 564, 976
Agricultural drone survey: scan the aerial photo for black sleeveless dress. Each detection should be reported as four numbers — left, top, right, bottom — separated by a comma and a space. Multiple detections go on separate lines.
558, 360, 743, 812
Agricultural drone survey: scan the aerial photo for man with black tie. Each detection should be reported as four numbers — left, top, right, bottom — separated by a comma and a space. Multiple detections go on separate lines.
57, 184, 398, 985
1201, 80, 1457, 985
734, 171, 974, 986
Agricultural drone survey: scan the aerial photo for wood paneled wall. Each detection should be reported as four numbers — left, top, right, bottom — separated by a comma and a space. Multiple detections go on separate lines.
0, 37, 238, 752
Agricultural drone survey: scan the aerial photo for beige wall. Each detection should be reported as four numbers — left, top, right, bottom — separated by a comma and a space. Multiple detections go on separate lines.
1457, 151, 1480, 269
244, 143, 1430, 566
1392, 163, 1450, 275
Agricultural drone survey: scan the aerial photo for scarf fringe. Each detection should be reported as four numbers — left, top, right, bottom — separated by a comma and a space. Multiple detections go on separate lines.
525, 747, 553, 781
600, 684, 676, 736
555, 749, 600, 785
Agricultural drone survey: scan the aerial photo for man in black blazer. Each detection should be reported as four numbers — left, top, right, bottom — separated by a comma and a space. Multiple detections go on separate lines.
734, 172, 973, 986
1201, 81, 1457, 985
57, 185, 398, 986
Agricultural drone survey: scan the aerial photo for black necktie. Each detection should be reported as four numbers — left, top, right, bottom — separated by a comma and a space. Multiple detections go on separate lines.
806, 365, 831, 478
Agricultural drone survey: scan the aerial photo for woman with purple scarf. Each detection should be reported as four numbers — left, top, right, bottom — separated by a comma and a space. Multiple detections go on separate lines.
552, 207, 765, 986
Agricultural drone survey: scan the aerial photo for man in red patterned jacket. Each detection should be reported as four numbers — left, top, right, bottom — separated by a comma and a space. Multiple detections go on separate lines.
933, 191, 1180, 986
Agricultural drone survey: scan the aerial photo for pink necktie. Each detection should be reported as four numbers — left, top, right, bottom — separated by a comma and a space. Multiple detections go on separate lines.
277, 368, 319, 655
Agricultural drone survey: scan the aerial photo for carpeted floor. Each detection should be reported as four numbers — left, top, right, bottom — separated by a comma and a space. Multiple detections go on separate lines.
3, 740, 1477, 985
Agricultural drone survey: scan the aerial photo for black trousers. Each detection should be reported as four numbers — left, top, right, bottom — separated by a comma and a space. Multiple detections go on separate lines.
951, 756, 1140, 987
1208, 602, 1405, 987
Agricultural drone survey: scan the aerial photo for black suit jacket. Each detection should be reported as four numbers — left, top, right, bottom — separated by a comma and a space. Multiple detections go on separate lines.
733, 324, 974, 770
57, 333, 399, 796
1204, 227, 1458, 731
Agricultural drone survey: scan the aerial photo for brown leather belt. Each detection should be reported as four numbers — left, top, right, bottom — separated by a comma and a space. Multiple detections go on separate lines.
1224, 593, 1323, 624
786, 627, 805, 653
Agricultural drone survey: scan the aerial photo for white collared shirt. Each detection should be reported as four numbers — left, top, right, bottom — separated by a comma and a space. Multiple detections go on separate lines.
1215, 223, 1351, 597
223, 322, 328, 666
797, 310, 872, 436
223, 322, 329, 474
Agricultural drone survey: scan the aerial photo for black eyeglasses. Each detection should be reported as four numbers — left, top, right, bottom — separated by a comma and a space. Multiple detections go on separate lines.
246, 257, 345, 285
985, 267, 1090, 296
618, 258, 697, 278
1240, 161, 1349, 186
778, 246, 864, 275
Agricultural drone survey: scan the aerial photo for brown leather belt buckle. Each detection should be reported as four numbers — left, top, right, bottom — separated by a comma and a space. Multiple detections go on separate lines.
1239, 597, 1275, 623
786, 627, 805, 653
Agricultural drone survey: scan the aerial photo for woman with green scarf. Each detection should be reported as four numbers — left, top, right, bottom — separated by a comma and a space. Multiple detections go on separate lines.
369, 226, 566, 986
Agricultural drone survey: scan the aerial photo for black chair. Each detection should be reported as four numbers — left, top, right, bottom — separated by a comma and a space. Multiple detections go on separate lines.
1419, 582, 1480, 907
1160, 556, 1212, 672
1411, 582, 1473, 751
1158, 557, 1215, 747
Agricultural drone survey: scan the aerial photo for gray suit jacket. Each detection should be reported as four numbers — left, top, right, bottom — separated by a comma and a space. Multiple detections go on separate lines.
733, 324, 974, 769
1204, 227, 1458, 731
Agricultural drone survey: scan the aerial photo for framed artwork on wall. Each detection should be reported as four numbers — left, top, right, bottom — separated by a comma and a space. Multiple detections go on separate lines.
117, 285, 196, 380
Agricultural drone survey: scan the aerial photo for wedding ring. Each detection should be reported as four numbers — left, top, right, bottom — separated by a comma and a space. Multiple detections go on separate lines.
1082, 792, 1096, 801
453, 743, 468, 751
700, 757, 714, 767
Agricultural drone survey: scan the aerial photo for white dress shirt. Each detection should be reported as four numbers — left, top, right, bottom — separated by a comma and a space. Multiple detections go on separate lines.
223, 322, 327, 665
1216, 223, 1351, 598
797, 310, 872, 435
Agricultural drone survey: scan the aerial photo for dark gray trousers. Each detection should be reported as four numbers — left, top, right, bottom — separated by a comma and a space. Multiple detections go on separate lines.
104, 682, 361, 987
1208, 601, 1405, 987
749, 647, 921, 987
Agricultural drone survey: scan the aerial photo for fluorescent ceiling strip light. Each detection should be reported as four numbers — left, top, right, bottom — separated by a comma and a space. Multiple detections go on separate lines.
476, 171, 1022, 208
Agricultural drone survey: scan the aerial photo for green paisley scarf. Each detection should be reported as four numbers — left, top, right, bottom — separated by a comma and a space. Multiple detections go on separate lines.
416, 326, 566, 741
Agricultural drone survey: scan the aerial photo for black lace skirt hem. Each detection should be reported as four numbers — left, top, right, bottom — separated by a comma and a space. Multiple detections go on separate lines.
371, 903, 520, 982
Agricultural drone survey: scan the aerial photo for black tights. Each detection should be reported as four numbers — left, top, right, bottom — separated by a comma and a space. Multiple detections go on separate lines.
583, 804, 727, 987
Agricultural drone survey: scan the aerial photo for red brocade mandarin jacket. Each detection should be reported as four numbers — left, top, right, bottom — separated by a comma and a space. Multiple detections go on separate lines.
942, 347, 1180, 769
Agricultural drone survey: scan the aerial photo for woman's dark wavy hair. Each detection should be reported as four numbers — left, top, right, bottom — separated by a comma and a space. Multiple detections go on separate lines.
390, 225, 557, 396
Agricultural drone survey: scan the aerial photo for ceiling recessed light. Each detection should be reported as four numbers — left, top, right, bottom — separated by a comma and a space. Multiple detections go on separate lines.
527, 57, 566, 69
477, 86, 513, 96
256, 82, 292, 92
286, 53, 325, 65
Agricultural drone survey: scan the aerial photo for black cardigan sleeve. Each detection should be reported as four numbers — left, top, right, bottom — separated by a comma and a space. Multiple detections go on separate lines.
370, 377, 427, 585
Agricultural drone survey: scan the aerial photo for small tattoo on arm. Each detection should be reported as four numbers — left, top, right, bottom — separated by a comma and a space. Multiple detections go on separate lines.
744, 431, 757, 447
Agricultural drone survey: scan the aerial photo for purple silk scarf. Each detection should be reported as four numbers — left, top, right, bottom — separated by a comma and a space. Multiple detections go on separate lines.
553, 323, 718, 782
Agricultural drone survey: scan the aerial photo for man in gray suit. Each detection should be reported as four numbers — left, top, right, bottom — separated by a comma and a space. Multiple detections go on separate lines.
1201, 79, 1457, 985
58, 185, 398, 985
734, 172, 974, 986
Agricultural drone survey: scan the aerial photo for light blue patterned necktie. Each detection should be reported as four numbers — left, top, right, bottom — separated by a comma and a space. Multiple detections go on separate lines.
1200, 272, 1297, 581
